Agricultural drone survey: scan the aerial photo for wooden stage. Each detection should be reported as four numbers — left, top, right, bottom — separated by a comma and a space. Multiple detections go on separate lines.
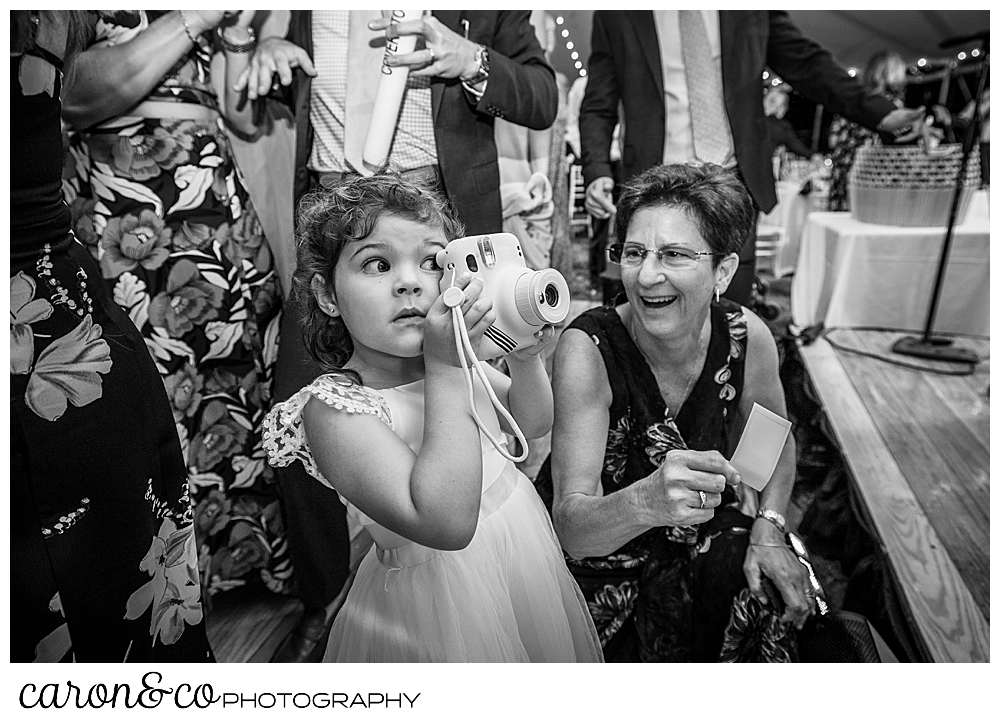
798, 329, 990, 662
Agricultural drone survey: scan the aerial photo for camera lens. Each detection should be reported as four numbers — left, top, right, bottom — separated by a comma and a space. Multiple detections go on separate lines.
514, 268, 570, 326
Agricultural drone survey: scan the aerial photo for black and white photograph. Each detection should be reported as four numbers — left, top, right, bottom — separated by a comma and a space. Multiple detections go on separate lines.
7, 4, 991, 719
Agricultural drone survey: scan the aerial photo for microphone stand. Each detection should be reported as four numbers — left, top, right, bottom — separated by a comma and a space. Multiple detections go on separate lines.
893, 36, 988, 364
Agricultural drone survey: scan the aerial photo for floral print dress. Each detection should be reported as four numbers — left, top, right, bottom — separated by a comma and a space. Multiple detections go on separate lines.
827, 116, 878, 212
535, 299, 794, 662
12, 21, 211, 662
64, 11, 290, 601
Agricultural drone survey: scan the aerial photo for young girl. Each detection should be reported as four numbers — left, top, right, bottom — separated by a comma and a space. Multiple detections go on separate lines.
263, 171, 602, 662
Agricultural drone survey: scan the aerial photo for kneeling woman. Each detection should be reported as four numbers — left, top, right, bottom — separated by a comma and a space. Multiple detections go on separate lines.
535, 163, 814, 662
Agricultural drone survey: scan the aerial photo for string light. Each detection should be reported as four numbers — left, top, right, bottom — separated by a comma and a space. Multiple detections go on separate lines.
958, 51, 967, 60
917, 58, 927, 66
971, 48, 980, 57
848, 68, 857, 77
762, 71, 769, 80
555, 16, 585, 78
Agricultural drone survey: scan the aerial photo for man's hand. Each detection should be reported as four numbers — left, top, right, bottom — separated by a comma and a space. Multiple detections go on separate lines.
878, 106, 942, 144
584, 176, 616, 220
370, 15, 480, 81
234, 37, 316, 100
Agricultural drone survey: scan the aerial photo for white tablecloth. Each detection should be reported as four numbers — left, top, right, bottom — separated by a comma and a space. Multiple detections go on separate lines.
758, 180, 823, 277
790, 212, 990, 336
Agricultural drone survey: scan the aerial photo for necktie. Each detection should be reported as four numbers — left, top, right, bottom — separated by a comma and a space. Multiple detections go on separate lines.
678, 10, 728, 165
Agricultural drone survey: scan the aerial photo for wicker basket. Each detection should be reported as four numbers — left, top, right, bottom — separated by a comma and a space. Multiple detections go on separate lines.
849, 144, 980, 226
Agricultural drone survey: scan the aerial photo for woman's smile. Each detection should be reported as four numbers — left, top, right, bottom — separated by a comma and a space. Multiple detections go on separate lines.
637, 293, 679, 309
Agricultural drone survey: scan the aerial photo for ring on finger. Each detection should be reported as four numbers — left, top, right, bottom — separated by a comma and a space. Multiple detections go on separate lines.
426, 47, 435, 63
698, 490, 707, 509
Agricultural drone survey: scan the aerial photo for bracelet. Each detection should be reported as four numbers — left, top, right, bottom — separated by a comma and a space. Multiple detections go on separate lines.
756, 508, 787, 535
217, 25, 256, 54
179, 10, 199, 45
750, 542, 788, 548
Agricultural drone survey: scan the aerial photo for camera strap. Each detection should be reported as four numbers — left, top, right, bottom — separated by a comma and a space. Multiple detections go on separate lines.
443, 271, 529, 464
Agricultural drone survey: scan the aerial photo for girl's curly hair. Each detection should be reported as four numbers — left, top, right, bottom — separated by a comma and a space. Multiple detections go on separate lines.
292, 168, 465, 379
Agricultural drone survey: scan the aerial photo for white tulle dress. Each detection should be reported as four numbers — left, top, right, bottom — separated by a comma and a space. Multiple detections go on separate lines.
263, 374, 603, 663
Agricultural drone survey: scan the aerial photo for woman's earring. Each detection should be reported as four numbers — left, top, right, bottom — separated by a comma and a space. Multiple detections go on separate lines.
715, 287, 720, 304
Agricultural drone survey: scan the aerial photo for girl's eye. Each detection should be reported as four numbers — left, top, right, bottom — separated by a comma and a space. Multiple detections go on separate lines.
421, 255, 442, 272
361, 257, 390, 274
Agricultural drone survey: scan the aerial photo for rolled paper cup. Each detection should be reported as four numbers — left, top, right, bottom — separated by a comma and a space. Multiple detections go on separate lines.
363, 9, 423, 173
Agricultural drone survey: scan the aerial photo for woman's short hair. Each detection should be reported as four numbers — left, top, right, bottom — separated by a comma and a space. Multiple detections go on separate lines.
614, 163, 757, 261
292, 168, 465, 372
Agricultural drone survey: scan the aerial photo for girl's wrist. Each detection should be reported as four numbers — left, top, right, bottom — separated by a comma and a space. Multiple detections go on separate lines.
504, 351, 544, 371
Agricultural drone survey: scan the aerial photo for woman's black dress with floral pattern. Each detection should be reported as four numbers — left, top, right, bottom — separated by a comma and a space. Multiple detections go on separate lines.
535, 299, 791, 662
12, 21, 212, 662
63, 12, 291, 601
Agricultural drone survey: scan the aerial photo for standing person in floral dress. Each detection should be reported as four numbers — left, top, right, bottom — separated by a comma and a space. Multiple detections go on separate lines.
62, 10, 291, 602
827, 51, 908, 212
12, 9, 212, 662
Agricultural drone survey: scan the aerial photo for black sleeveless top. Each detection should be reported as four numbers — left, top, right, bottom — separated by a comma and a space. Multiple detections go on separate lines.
11, 43, 74, 262
535, 297, 748, 563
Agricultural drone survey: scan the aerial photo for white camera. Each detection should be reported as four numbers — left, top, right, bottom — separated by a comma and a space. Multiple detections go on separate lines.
436, 233, 570, 358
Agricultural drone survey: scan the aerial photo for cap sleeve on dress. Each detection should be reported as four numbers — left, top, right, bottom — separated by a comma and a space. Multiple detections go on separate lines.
261, 374, 392, 489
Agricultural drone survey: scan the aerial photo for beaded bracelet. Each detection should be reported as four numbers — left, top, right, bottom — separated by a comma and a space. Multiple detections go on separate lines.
217, 25, 256, 54
179, 10, 199, 44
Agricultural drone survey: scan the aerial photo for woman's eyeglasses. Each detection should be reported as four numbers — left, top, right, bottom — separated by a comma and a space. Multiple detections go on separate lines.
608, 243, 720, 270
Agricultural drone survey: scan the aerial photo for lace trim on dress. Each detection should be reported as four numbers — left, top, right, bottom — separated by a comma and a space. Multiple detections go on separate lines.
261, 374, 392, 488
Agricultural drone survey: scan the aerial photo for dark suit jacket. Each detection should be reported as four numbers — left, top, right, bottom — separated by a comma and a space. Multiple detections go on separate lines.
580, 10, 897, 212
285, 10, 557, 234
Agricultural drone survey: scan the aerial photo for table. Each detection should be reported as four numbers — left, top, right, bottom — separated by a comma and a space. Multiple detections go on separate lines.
790, 212, 990, 336
757, 180, 818, 278
798, 330, 990, 662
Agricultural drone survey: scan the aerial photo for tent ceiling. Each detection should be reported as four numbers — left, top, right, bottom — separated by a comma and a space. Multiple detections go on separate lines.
547, 10, 989, 81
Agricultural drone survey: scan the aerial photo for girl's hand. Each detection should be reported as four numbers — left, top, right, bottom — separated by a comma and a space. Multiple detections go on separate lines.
508, 324, 556, 362
423, 274, 495, 369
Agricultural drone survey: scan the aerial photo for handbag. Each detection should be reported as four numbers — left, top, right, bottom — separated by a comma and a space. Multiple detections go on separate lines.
719, 533, 897, 663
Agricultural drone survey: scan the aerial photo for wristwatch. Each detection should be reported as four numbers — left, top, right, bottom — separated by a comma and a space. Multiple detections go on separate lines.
463, 44, 490, 87
756, 508, 787, 534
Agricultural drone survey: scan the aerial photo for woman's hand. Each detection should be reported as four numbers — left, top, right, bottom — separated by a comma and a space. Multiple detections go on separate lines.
423, 274, 495, 370
743, 519, 815, 629
635, 449, 740, 529
184, 10, 236, 34
234, 36, 316, 100
217, 10, 256, 37
508, 324, 556, 362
